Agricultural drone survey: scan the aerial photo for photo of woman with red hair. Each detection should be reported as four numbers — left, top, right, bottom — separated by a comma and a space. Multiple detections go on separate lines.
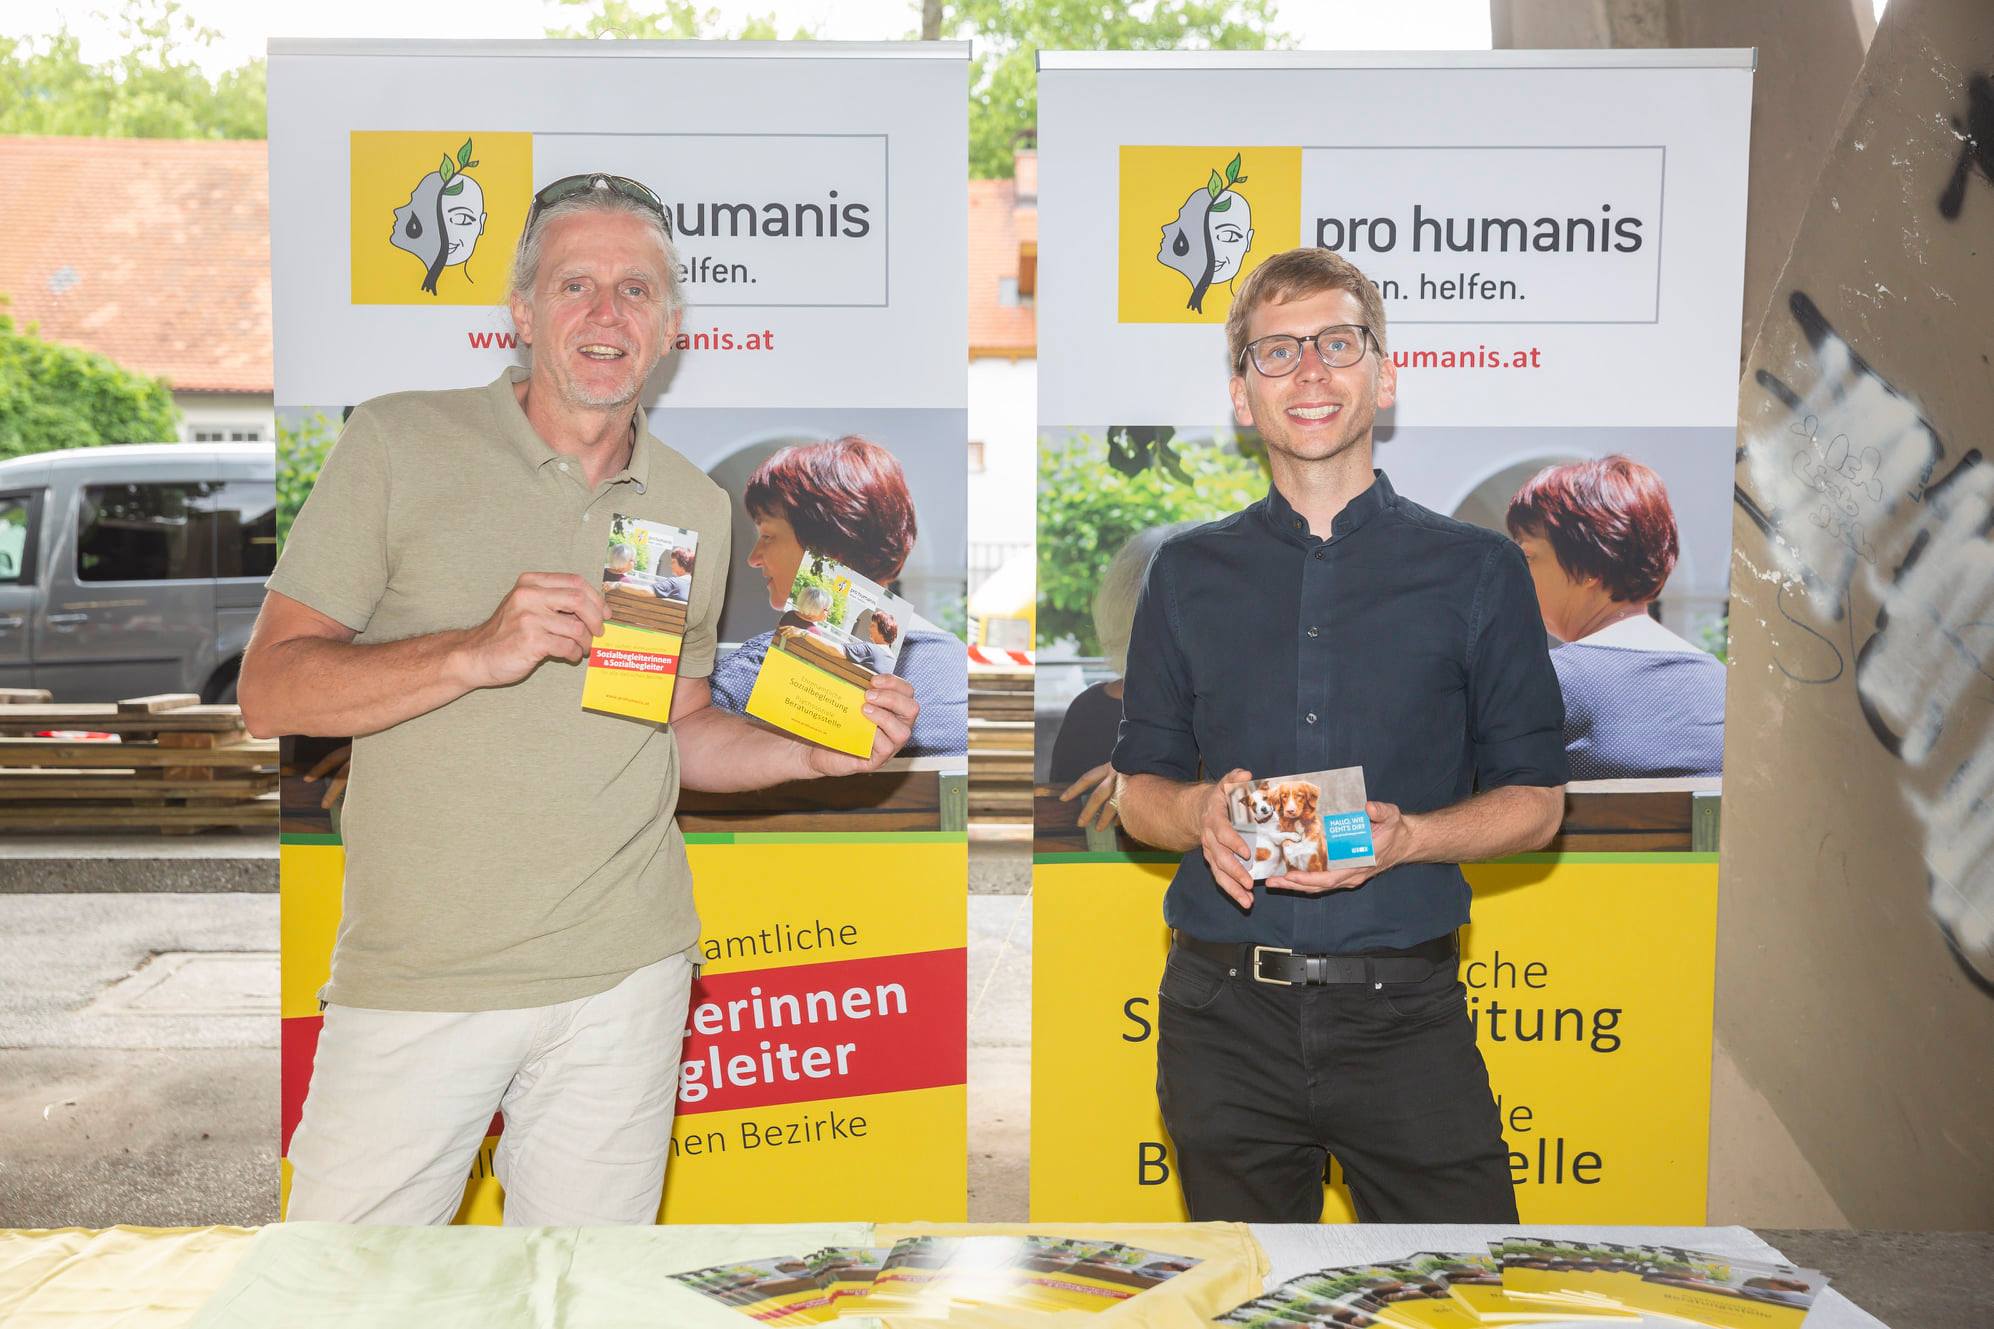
1506, 456, 1725, 779
708, 436, 968, 757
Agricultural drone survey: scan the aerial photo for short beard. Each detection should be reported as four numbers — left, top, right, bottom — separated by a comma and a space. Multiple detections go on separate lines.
543, 348, 659, 411
561, 374, 642, 410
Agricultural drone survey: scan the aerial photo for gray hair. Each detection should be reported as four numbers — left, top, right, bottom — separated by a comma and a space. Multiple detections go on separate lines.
507, 189, 684, 322
796, 585, 834, 615
607, 542, 635, 565
1095, 521, 1202, 676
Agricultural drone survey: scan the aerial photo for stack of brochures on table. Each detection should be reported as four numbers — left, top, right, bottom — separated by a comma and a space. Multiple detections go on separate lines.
670, 1235, 1202, 1322
1216, 1238, 1828, 1329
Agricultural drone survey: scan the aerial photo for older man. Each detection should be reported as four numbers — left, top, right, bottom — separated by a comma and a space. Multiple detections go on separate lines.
241, 174, 918, 1225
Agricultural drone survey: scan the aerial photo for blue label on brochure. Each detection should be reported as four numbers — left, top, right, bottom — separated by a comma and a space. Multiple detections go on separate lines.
1324, 811, 1374, 859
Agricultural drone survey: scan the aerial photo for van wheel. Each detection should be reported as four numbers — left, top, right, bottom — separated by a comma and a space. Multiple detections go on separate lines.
204, 664, 241, 706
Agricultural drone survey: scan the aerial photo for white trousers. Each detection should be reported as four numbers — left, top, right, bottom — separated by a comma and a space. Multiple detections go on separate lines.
285, 952, 693, 1226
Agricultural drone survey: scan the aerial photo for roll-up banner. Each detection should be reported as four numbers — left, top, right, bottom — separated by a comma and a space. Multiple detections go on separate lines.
270, 40, 969, 1222
1032, 51, 1751, 1222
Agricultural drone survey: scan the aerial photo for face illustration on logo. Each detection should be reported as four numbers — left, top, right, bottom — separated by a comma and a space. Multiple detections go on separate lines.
1156, 154, 1254, 314
387, 139, 488, 296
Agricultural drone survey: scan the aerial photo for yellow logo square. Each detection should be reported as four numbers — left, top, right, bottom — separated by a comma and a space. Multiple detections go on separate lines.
1117, 145, 1301, 324
349, 131, 533, 305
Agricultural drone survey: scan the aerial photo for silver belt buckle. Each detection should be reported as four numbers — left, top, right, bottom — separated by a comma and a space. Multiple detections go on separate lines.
1251, 944, 1295, 985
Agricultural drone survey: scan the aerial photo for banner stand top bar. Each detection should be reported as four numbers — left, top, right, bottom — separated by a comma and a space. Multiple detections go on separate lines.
1037, 48, 1756, 72
268, 37, 970, 61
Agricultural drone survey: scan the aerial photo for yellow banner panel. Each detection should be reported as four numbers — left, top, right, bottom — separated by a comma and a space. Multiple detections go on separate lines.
281, 840, 968, 1017
1030, 857, 1717, 1224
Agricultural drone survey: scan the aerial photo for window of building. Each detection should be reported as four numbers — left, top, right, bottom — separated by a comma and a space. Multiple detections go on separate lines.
191, 425, 266, 443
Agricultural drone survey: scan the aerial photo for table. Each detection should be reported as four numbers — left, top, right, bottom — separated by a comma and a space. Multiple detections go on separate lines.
0, 1221, 1885, 1328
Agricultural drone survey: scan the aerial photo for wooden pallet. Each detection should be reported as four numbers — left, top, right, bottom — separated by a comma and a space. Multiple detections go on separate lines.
966, 664, 1035, 823
0, 694, 278, 833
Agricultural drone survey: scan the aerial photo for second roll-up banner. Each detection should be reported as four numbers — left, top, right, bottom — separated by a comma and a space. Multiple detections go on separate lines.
1031, 51, 1751, 1222
268, 40, 969, 1222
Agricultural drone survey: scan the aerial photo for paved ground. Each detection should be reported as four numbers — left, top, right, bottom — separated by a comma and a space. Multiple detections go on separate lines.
967, 892, 1030, 1222
967, 825, 1031, 895
0, 830, 275, 893
0, 892, 280, 1226
1758, 1230, 1994, 1329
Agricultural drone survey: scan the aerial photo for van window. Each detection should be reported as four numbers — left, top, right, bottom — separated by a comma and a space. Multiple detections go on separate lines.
77, 483, 218, 582
0, 495, 31, 584
212, 480, 277, 578
0, 490, 34, 578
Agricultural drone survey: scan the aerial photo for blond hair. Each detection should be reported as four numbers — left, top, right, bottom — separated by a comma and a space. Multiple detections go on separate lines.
1224, 248, 1388, 372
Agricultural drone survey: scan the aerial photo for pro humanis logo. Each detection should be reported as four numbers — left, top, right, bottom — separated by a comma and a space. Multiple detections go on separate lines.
349, 131, 531, 307
1157, 153, 1255, 314
389, 138, 488, 296
1117, 145, 1297, 325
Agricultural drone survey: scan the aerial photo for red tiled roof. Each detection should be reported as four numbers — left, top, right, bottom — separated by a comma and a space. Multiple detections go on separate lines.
968, 165, 1036, 359
0, 136, 271, 394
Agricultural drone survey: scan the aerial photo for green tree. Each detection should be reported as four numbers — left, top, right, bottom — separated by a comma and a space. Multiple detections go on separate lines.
274, 411, 336, 550
546, 0, 816, 41
0, 1, 265, 139
1037, 431, 1266, 654
947, 0, 1288, 178
0, 312, 180, 460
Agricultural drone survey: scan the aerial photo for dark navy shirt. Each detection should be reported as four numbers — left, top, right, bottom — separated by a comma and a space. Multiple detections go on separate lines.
1111, 472, 1569, 952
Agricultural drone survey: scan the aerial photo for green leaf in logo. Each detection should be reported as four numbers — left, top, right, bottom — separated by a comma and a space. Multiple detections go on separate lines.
442, 179, 465, 196
1208, 169, 1224, 199
439, 154, 455, 184
457, 138, 475, 169
1209, 196, 1231, 212
1225, 152, 1242, 183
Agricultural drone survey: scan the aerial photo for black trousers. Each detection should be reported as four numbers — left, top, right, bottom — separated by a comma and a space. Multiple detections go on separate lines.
1155, 937, 1518, 1224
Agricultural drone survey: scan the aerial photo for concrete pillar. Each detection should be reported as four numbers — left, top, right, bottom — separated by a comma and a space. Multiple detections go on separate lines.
1492, 0, 1870, 356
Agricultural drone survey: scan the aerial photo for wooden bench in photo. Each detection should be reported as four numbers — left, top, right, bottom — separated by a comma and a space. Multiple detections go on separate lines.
604, 584, 689, 637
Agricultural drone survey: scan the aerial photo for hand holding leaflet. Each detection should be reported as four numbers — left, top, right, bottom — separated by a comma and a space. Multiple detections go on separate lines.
1227, 766, 1377, 881
744, 549, 921, 758
582, 515, 698, 725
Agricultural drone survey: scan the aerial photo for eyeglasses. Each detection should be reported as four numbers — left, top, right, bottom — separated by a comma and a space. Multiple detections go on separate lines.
1237, 325, 1374, 377
523, 173, 672, 237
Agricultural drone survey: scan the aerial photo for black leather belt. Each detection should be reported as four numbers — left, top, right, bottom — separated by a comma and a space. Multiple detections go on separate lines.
1173, 930, 1456, 986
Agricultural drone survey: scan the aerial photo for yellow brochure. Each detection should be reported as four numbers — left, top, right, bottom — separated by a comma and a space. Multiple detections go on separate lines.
582, 516, 697, 725
745, 549, 915, 757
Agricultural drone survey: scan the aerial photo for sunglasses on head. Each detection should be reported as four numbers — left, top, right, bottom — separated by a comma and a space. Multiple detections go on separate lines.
523, 173, 671, 237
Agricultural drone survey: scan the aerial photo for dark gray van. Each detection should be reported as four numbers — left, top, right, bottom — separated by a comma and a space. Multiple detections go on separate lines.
0, 443, 275, 703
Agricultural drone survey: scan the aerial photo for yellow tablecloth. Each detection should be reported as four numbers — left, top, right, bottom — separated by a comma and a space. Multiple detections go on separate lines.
0, 1226, 255, 1329
0, 1221, 1267, 1328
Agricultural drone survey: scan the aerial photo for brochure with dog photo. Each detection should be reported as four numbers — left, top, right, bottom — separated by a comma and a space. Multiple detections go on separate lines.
581, 515, 698, 725
1228, 766, 1377, 879
744, 548, 914, 758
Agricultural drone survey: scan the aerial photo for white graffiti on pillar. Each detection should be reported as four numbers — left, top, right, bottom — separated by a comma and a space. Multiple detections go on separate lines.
1743, 292, 1994, 989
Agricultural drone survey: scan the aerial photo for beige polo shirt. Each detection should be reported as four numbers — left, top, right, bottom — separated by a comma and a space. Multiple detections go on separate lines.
269, 367, 731, 1012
